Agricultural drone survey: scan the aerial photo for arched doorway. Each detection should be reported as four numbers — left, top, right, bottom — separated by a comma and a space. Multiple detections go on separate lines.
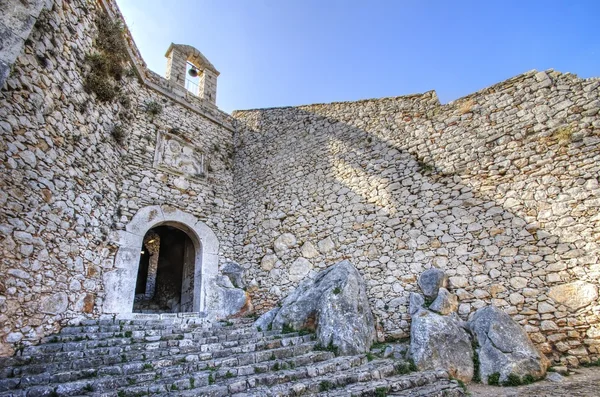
134, 226, 195, 313
102, 205, 220, 315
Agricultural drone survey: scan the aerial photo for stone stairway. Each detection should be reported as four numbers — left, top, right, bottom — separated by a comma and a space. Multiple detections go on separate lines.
0, 316, 464, 397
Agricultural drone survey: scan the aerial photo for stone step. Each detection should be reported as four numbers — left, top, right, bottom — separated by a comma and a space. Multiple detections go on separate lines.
315, 370, 462, 396
0, 335, 315, 388
89, 354, 371, 397
10, 328, 297, 365
0, 348, 333, 397
47, 321, 257, 344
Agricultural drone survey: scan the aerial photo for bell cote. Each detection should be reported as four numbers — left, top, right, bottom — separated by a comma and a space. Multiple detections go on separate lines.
165, 43, 219, 105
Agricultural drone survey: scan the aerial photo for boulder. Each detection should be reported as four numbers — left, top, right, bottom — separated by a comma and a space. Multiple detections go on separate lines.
429, 288, 458, 315
468, 306, 548, 384
213, 275, 252, 318
418, 268, 448, 300
255, 260, 375, 355
254, 307, 279, 331
409, 292, 425, 315
410, 308, 474, 382
221, 261, 246, 289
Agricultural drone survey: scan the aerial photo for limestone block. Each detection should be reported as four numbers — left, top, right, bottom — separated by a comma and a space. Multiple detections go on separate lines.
300, 242, 319, 258
288, 257, 312, 282
39, 292, 69, 314
261, 254, 278, 271
274, 233, 296, 256
317, 237, 335, 253
548, 281, 598, 310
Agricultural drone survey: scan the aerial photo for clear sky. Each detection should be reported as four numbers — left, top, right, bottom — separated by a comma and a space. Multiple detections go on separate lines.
116, 0, 599, 113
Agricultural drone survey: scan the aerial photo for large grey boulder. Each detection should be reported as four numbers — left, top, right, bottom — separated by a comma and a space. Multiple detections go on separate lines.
418, 268, 448, 300
410, 308, 474, 382
468, 306, 548, 384
255, 260, 376, 355
222, 261, 246, 289
212, 275, 252, 318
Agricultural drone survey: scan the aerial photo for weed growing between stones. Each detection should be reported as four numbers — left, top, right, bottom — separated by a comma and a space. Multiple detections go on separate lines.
225, 370, 234, 378
374, 386, 388, 397
84, 12, 128, 99
142, 363, 153, 370
417, 160, 434, 174
83, 384, 93, 392
582, 358, 600, 367
124, 330, 132, 338
254, 366, 267, 374
319, 380, 335, 392
471, 339, 481, 383
208, 373, 215, 385
555, 125, 573, 144
503, 373, 523, 386
111, 124, 127, 145
314, 339, 339, 356
366, 352, 375, 362
458, 99, 475, 115
281, 323, 294, 334
189, 377, 195, 388
394, 360, 417, 375
271, 362, 280, 371
333, 286, 342, 294
146, 101, 163, 116
170, 383, 178, 391
450, 377, 467, 393
371, 341, 388, 350
487, 372, 500, 386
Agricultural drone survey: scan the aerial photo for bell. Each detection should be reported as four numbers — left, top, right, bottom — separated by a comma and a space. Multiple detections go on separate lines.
188, 67, 199, 77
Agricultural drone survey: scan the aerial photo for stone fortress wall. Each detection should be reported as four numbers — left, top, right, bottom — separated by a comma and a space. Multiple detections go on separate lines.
0, 0, 599, 368
0, 0, 236, 356
232, 72, 600, 366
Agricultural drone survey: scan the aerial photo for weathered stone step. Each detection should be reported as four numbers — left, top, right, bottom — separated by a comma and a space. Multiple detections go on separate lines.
0, 335, 314, 389
245, 358, 400, 397
43, 321, 258, 345
13, 328, 295, 362
314, 370, 460, 397
4, 326, 294, 369
0, 348, 331, 397
88, 353, 368, 397
142, 358, 401, 397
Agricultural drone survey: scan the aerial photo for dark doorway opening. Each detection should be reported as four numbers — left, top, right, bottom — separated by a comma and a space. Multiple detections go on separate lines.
133, 225, 195, 313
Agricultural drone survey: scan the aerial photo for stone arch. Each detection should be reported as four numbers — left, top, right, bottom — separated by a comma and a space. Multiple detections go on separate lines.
103, 205, 219, 314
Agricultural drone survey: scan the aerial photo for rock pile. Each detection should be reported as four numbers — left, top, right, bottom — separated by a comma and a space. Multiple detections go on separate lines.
410, 269, 548, 385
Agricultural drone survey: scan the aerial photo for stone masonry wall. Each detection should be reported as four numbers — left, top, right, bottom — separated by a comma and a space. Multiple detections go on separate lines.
0, 0, 235, 355
232, 71, 600, 366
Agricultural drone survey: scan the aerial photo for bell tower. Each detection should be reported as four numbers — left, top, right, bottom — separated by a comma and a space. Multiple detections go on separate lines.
165, 43, 219, 105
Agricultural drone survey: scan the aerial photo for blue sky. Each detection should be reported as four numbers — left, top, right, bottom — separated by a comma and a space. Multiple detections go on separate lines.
116, 0, 599, 113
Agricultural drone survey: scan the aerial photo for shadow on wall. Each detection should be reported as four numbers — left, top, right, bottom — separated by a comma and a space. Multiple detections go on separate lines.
232, 73, 600, 365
